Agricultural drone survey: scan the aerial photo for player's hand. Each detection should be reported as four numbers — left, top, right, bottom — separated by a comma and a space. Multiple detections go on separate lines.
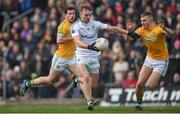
87, 42, 99, 52
158, 18, 165, 29
159, 22, 165, 29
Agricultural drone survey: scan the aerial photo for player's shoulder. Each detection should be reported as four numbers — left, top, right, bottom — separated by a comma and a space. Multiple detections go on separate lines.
72, 19, 82, 29
73, 19, 81, 25
91, 20, 101, 24
136, 26, 143, 31
154, 24, 163, 30
135, 26, 143, 34
58, 20, 69, 28
154, 24, 166, 34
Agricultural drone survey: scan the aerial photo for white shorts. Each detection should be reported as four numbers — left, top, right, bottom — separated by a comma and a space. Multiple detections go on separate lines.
76, 56, 100, 73
144, 56, 169, 76
51, 55, 76, 72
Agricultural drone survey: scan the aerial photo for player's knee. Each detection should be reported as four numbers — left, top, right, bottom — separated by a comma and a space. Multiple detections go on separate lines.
136, 81, 144, 88
81, 75, 89, 83
145, 83, 156, 90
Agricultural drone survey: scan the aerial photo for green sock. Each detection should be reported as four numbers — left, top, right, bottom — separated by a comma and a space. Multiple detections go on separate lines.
26, 80, 34, 87
137, 98, 143, 105
86, 64, 91, 73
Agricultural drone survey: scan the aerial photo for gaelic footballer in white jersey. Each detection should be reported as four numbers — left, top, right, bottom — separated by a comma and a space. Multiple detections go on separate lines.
72, 20, 107, 56
72, 20, 107, 73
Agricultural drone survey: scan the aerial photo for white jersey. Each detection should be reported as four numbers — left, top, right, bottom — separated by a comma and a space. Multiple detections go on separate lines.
72, 19, 107, 57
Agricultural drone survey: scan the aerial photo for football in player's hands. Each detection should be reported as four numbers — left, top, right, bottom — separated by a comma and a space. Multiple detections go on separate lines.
94, 38, 109, 51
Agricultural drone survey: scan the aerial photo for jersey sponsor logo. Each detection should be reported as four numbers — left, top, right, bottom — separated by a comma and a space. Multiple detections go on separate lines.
143, 37, 157, 42
79, 29, 95, 39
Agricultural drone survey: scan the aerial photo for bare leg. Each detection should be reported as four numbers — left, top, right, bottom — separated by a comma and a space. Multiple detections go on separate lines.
32, 68, 60, 85
20, 68, 60, 96
68, 64, 83, 83
77, 64, 92, 101
136, 65, 152, 105
145, 71, 161, 89
90, 73, 99, 97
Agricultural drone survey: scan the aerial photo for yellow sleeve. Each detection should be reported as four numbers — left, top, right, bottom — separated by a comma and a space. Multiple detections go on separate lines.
157, 26, 167, 35
135, 27, 142, 36
57, 23, 67, 35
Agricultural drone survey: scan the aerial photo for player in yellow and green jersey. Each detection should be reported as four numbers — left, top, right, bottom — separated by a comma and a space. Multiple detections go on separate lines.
117, 12, 174, 111
20, 6, 80, 97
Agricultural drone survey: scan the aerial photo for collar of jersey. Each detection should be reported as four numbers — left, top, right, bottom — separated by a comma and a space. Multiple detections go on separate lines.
143, 23, 156, 31
80, 19, 90, 25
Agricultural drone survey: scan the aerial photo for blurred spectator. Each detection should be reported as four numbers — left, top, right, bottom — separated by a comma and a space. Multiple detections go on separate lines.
122, 70, 137, 88
1, 0, 19, 11
103, 8, 116, 25
9, 65, 21, 99
113, 50, 129, 85
20, 17, 32, 42
20, 59, 31, 80
165, 10, 176, 28
11, 65, 21, 83
31, 7, 47, 25
6, 42, 23, 69
171, 39, 180, 58
43, 20, 56, 43
100, 50, 113, 83
114, 1, 123, 14
22, 34, 35, 53
126, 6, 138, 22
172, 72, 180, 86
19, 0, 32, 12
32, 23, 44, 42
12, 21, 21, 33
28, 52, 42, 76
47, 0, 56, 9
9, 81, 19, 100
128, 49, 142, 72
48, 8, 59, 30
112, 40, 122, 60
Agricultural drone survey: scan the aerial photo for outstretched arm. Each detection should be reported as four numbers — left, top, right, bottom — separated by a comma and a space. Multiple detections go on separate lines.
106, 25, 140, 39
106, 25, 129, 35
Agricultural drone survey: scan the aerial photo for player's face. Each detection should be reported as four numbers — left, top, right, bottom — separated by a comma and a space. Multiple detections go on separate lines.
140, 16, 152, 29
66, 10, 75, 23
81, 9, 92, 23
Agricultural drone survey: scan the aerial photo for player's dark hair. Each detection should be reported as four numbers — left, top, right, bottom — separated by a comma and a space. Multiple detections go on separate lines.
79, 3, 92, 12
64, 6, 75, 14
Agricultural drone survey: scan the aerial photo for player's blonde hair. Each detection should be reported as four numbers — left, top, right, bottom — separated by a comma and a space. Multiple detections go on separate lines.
79, 3, 92, 12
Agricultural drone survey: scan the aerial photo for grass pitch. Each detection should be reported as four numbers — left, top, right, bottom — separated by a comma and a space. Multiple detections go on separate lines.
0, 104, 179, 113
